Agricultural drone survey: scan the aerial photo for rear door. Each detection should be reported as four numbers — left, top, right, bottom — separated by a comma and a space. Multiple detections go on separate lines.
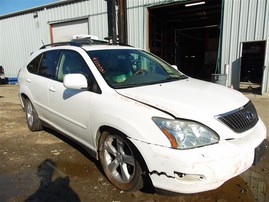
25, 50, 59, 119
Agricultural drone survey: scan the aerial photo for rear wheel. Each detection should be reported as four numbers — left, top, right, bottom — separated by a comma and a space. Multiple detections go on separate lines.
99, 131, 144, 191
25, 99, 42, 131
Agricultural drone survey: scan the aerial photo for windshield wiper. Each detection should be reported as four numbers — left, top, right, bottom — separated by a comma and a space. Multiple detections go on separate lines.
165, 76, 180, 80
157, 75, 187, 84
165, 75, 187, 80
114, 80, 163, 89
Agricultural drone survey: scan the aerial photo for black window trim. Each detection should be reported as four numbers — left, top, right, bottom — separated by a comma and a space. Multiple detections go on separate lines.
27, 48, 102, 94
55, 49, 102, 94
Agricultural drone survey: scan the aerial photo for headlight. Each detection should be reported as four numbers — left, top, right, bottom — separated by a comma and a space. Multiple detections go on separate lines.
152, 117, 219, 149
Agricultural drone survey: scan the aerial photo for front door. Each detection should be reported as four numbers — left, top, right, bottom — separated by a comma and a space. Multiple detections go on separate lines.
48, 50, 93, 145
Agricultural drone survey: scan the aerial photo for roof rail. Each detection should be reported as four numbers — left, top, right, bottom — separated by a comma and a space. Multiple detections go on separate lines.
40, 37, 109, 49
39, 37, 132, 49
40, 42, 80, 49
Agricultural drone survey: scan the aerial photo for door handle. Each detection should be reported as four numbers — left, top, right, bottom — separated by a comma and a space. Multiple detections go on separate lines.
26, 78, 31, 83
49, 86, 56, 92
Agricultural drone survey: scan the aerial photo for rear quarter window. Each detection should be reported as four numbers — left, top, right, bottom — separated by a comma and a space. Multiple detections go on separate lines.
39, 51, 60, 78
27, 50, 60, 79
27, 54, 42, 74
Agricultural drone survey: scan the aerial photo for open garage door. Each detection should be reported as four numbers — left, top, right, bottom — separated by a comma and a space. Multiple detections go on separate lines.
50, 19, 89, 43
148, 0, 221, 81
240, 40, 269, 95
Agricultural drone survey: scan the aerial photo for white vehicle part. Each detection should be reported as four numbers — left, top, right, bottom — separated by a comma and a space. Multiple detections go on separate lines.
117, 78, 248, 118
63, 73, 88, 90
72, 34, 99, 40
116, 78, 251, 141
89, 91, 173, 149
152, 117, 219, 149
171, 65, 178, 70
130, 118, 266, 193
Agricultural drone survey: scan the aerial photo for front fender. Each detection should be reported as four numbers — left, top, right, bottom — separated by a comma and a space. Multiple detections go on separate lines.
89, 91, 173, 149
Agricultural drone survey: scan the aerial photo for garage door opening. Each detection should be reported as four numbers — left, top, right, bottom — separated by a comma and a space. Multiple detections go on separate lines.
149, 0, 222, 81
240, 41, 267, 95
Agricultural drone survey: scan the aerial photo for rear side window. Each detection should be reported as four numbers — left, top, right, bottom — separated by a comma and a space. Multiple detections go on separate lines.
27, 54, 42, 74
27, 50, 60, 79
39, 51, 60, 78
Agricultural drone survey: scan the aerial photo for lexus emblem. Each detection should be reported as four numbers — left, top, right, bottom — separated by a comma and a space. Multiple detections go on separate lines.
245, 111, 255, 121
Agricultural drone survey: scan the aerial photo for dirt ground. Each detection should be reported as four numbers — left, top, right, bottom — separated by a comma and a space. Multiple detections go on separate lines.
0, 84, 269, 202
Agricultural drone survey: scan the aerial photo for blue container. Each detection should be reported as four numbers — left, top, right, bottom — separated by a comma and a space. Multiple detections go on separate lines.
8, 77, 17, 84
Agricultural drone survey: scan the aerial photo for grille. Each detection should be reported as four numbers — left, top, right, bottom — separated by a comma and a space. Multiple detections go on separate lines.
216, 101, 259, 133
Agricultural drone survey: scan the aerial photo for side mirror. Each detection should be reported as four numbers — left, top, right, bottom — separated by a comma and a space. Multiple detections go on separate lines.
171, 65, 178, 70
63, 74, 88, 90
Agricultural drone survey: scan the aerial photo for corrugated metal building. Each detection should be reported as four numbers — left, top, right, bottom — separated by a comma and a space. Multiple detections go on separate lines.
0, 0, 268, 93
222, 0, 269, 93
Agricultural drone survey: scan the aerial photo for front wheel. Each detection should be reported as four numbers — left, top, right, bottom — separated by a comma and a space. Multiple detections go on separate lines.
99, 131, 144, 191
25, 99, 42, 132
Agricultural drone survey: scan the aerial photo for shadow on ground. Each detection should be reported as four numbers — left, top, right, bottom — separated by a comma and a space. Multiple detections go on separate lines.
25, 159, 80, 202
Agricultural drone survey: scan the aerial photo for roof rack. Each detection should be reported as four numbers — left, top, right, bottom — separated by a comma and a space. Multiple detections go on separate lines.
71, 38, 108, 45
40, 37, 109, 49
39, 37, 132, 49
40, 42, 80, 49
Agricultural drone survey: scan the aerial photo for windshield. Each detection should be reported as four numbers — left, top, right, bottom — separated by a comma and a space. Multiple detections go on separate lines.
87, 49, 187, 89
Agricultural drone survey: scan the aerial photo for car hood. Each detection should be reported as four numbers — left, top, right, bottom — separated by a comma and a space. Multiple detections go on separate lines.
116, 78, 249, 120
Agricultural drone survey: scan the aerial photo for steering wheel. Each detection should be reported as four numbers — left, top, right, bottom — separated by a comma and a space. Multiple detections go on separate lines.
134, 69, 148, 76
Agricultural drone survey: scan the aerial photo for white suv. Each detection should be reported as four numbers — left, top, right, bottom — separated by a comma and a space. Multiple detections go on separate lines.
18, 39, 267, 194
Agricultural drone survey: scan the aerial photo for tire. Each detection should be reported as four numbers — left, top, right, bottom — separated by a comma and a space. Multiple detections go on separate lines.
25, 99, 42, 132
99, 131, 144, 191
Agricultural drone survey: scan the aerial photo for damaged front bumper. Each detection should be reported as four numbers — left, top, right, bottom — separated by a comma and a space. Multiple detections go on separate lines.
130, 119, 267, 194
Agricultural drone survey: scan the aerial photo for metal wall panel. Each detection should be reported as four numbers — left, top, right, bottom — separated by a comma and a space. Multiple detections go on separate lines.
0, 14, 39, 78
0, 0, 108, 77
221, 0, 269, 90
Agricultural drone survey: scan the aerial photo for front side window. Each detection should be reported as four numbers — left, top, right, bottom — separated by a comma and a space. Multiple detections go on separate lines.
87, 49, 187, 89
57, 50, 100, 93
